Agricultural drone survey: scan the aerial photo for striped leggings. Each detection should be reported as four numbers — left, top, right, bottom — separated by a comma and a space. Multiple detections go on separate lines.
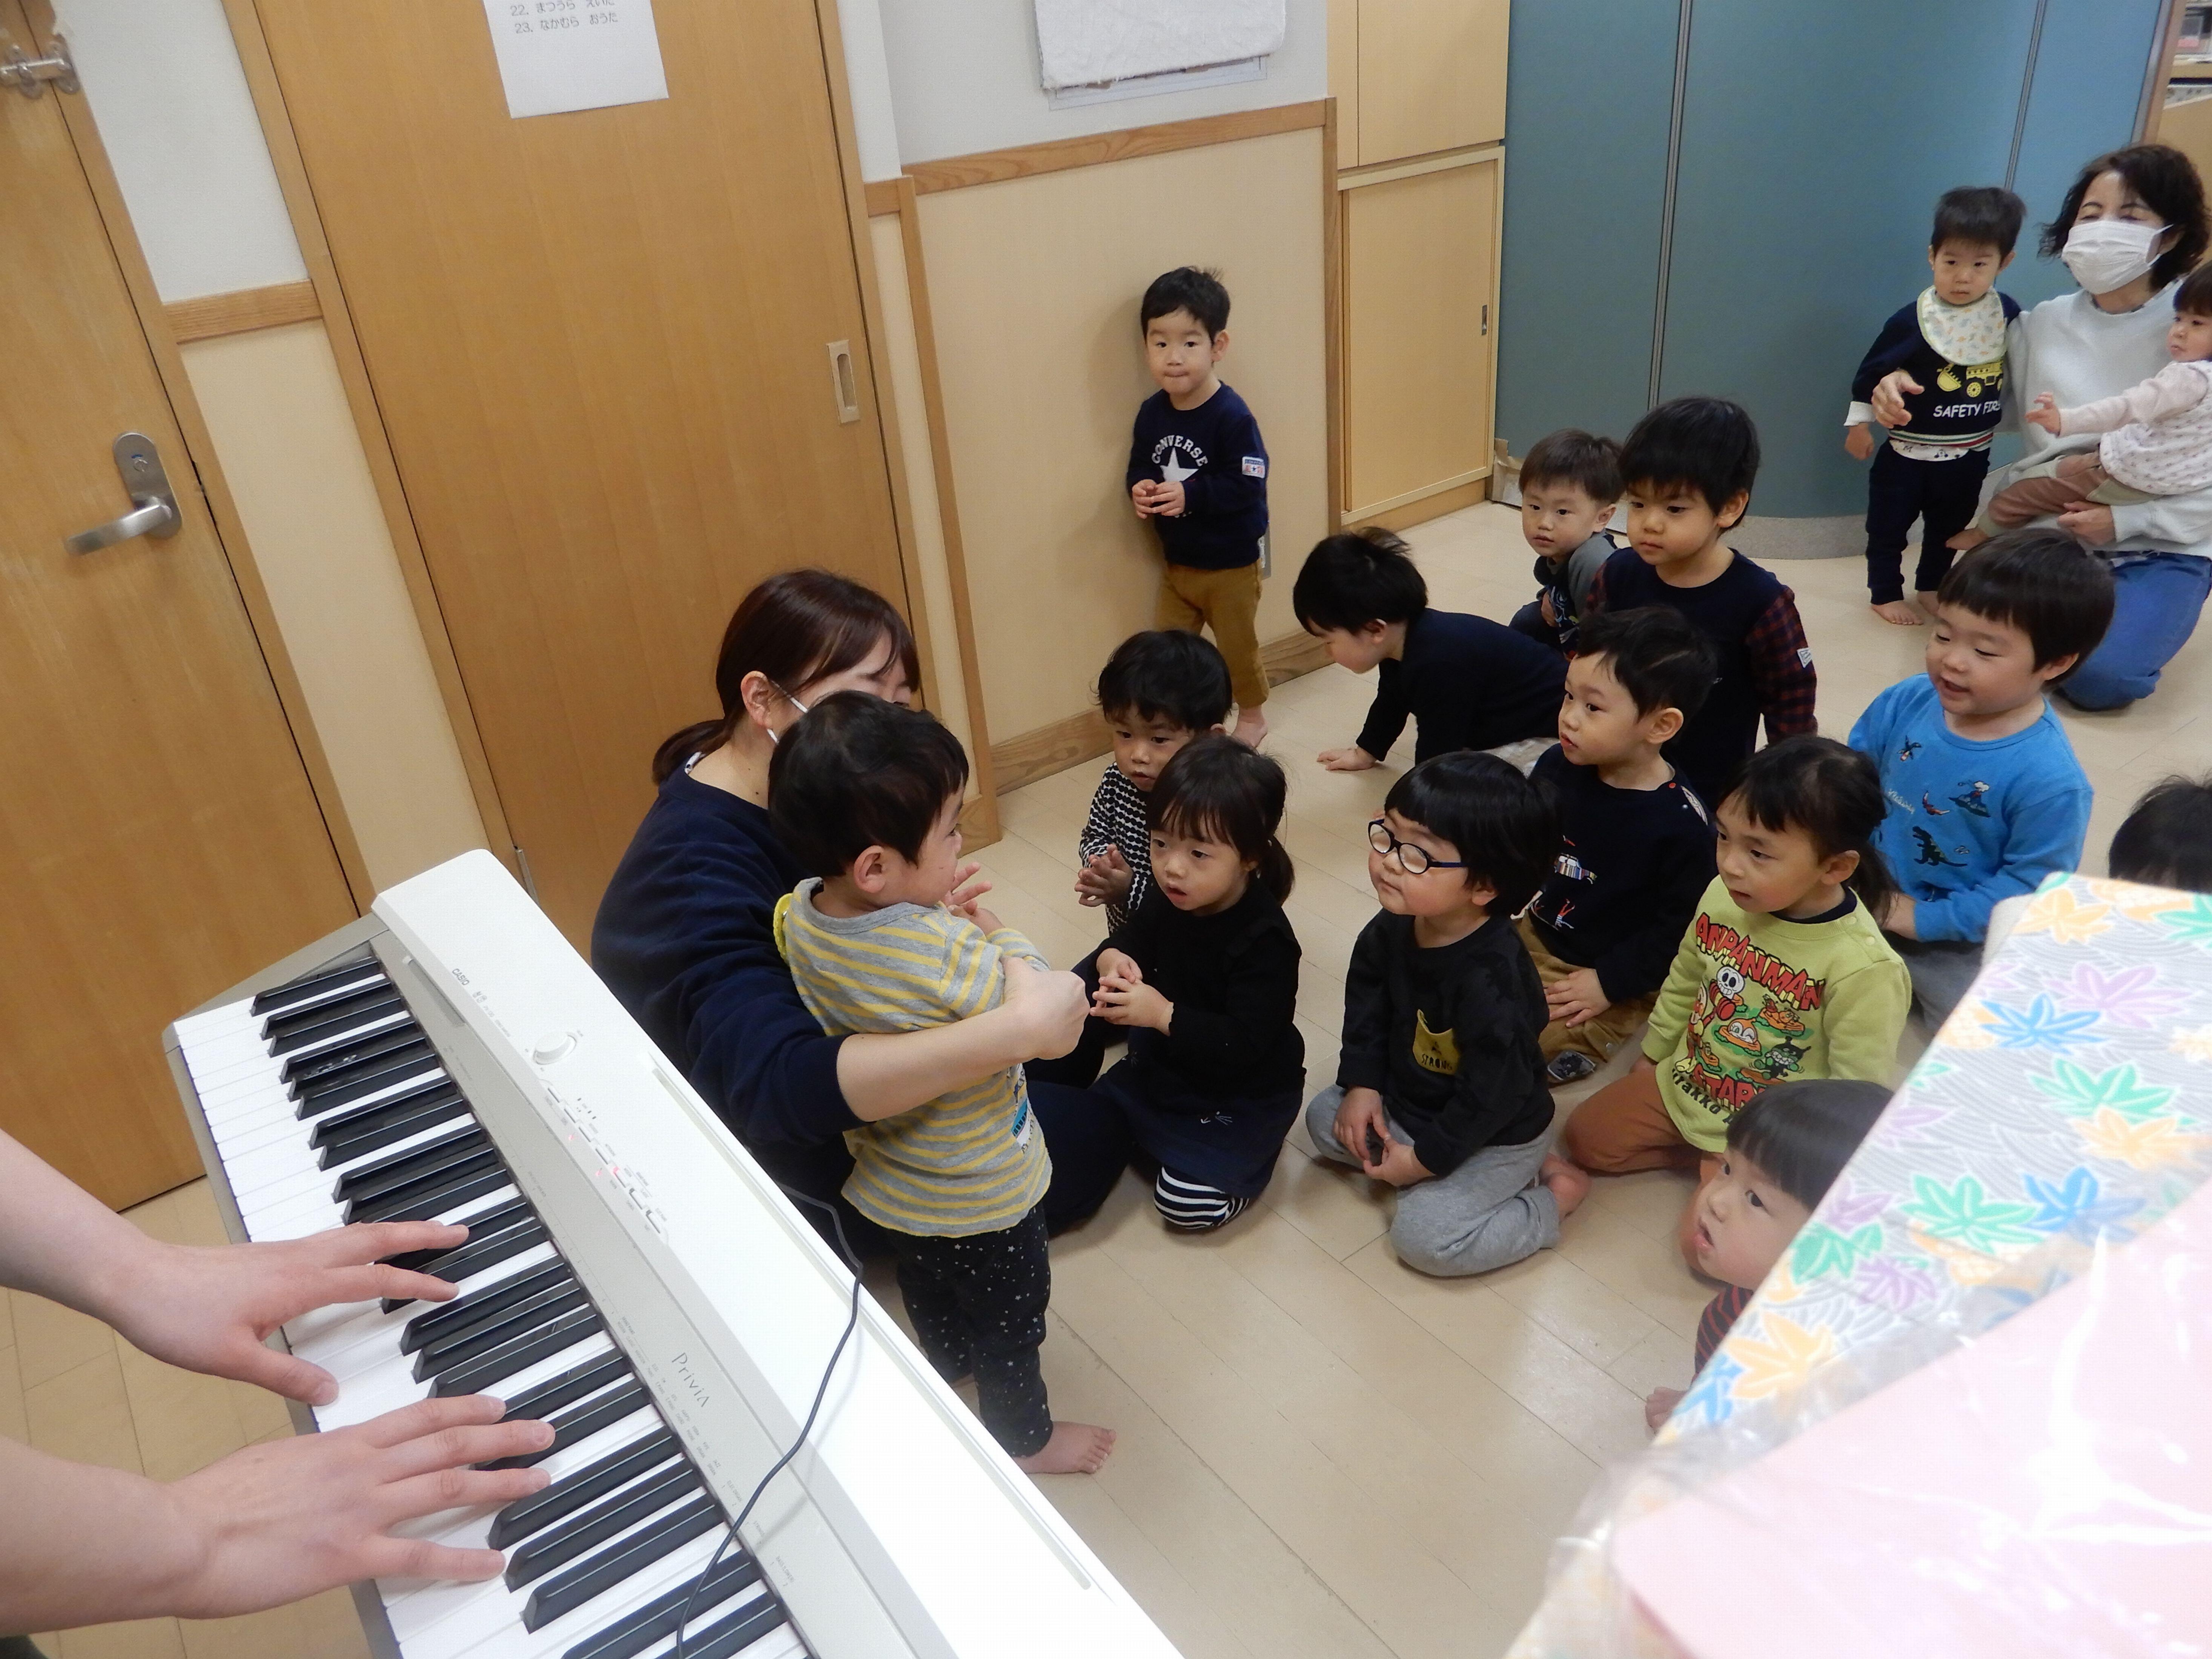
1153, 1169, 1252, 1232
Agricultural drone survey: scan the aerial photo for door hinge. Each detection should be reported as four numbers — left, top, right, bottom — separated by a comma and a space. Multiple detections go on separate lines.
2, 31, 78, 98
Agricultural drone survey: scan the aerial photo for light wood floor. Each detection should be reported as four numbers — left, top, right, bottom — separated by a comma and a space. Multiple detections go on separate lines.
10, 501, 2208, 1657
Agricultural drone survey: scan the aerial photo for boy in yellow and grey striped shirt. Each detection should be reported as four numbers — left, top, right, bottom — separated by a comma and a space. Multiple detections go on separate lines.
768, 693, 1115, 1475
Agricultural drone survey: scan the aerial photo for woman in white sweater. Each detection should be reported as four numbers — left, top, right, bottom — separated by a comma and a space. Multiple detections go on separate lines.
1873, 144, 2212, 710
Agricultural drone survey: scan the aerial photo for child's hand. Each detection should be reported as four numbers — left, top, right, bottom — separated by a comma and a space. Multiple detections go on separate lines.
1318, 745, 1379, 772
1151, 479, 1186, 518
945, 860, 993, 918
2025, 392, 2063, 434
1074, 846, 1134, 908
1877, 892, 1917, 939
1131, 479, 1159, 517
1094, 948, 1138, 986
1331, 1086, 1388, 1164
1546, 968, 1613, 1028
1539, 591, 1557, 626
1644, 1386, 1685, 1434
1093, 974, 1171, 1031
1843, 423, 1876, 461
966, 903, 1006, 936
1869, 369, 1922, 428
1365, 1135, 1432, 1188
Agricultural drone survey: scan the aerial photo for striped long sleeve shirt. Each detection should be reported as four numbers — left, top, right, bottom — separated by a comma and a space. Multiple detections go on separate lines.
777, 880, 1051, 1236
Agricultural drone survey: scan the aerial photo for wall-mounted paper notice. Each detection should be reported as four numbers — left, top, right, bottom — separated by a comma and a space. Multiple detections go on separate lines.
480, 0, 668, 119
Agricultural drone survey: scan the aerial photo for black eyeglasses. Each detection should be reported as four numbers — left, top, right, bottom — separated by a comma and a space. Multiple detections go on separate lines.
1367, 819, 1468, 876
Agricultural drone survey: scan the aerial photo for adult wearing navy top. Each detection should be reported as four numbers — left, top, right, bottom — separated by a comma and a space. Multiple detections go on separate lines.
593, 571, 1130, 1255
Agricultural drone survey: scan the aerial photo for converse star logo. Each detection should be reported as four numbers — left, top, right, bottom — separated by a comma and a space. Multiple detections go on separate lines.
1159, 448, 1198, 485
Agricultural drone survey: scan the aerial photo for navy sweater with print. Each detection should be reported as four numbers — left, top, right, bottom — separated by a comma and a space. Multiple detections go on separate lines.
1125, 382, 1270, 570
1850, 293, 2022, 450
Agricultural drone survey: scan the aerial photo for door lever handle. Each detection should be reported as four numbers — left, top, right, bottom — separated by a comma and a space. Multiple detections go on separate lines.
66, 432, 182, 555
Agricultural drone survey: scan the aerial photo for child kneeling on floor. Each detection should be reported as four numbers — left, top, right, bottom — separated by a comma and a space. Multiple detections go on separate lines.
1559, 736, 1909, 1265
1088, 735, 1305, 1232
1307, 752, 1589, 1276
771, 693, 1112, 1473
1644, 1078, 1892, 1431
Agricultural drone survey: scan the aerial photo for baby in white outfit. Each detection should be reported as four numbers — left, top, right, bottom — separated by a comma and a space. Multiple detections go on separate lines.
1953, 271, 2212, 547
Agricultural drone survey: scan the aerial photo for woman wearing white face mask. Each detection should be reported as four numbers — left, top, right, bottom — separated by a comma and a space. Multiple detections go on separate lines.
1872, 144, 2211, 710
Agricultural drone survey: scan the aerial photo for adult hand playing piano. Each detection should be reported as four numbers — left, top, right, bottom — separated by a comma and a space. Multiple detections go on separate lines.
0, 1394, 552, 1630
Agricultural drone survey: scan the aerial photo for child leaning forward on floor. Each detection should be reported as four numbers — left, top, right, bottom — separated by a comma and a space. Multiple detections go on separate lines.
1559, 736, 1909, 1264
770, 693, 1113, 1474
1644, 1079, 1892, 1432
1523, 605, 1719, 1085
1088, 736, 1305, 1232
1307, 752, 1590, 1276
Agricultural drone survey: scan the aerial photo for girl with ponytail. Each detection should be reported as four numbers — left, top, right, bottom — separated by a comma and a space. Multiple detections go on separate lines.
1086, 736, 1306, 1233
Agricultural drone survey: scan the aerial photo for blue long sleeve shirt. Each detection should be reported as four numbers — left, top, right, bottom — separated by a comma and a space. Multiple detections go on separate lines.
1125, 382, 1269, 570
1848, 676, 2092, 943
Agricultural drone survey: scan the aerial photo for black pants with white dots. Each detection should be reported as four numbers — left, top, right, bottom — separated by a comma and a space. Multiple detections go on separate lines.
889, 1206, 1053, 1458
1863, 444, 1990, 604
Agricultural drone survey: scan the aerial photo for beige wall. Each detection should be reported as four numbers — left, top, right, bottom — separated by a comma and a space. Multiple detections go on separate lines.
181, 323, 487, 890
915, 127, 1330, 743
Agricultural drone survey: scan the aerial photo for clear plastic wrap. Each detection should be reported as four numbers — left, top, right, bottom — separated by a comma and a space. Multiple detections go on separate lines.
1507, 874, 2212, 1658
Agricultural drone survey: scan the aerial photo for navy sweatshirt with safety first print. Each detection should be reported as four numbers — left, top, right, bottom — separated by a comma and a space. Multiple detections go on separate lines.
1849, 294, 2022, 450
1126, 382, 1270, 571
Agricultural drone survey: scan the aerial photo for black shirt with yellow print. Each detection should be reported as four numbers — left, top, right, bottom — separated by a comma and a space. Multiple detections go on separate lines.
1337, 911, 1552, 1177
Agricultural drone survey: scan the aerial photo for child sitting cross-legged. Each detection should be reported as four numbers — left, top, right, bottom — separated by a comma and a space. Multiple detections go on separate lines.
1559, 736, 1909, 1265
1524, 606, 1720, 1086
1296, 528, 1566, 773
769, 693, 1114, 1475
1305, 752, 1590, 1276
1087, 736, 1305, 1232
1849, 530, 2113, 1028
1643, 1078, 1892, 1432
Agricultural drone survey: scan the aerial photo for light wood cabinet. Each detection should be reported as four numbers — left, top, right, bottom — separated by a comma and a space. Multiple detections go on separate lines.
1340, 154, 1501, 522
1335, 0, 1509, 169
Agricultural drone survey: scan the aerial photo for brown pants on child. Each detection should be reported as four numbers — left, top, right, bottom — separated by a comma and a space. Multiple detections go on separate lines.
1516, 918, 1656, 1065
1158, 560, 1267, 711
1559, 1064, 1720, 1266
1984, 451, 2154, 529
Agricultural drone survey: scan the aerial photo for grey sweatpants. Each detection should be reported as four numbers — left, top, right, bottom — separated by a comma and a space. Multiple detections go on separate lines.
1304, 1085, 1559, 1277
1886, 933, 1984, 1028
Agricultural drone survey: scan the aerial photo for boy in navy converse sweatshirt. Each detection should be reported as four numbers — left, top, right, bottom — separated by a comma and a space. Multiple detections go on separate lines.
1127, 266, 1272, 746
1845, 186, 2025, 624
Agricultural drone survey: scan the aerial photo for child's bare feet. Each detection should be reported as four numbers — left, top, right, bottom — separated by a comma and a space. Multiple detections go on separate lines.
1945, 527, 1988, 553
1914, 589, 1941, 614
1015, 1421, 1117, 1474
1232, 708, 1269, 748
1644, 1385, 1685, 1433
1870, 599, 1923, 626
1539, 1151, 1590, 1219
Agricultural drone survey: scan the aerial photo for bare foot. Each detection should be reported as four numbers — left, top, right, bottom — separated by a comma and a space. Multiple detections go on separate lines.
1870, 599, 1923, 626
1914, 589, 1941, 614
1945, 527, 1988, 553
1015, 1421, 1117, 1474
1539, 1151, 1590, 1219
1644, 1386, 1685, 1434
1232, 710, 1269, 748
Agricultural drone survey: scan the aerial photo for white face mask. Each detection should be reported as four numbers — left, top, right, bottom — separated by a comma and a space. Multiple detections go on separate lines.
2062, 217, 2168, 295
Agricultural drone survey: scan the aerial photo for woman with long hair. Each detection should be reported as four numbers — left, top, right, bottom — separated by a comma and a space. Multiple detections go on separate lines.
593, 569, 1130, 1247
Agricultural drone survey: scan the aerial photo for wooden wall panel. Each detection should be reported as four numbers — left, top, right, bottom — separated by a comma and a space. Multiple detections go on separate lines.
1355, 0, 1509, 163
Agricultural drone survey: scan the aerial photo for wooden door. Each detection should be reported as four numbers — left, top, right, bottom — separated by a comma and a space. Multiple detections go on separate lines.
0, 0, 357, 1208
1342, 156, 1500, 521
1341, 0, 1510, 167
251, 0, 911, 943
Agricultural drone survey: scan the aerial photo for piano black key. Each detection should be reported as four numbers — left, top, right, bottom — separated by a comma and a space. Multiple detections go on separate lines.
522, 1493, 724, 1632
561, 1548, 765, 1659
314, 1082, 469, 1163
250, 959, 386, 1016
265, 989, 407, 1055
489, 1352, 630, 1431
333, 1124, 492, 1204
415, 1281, 588, 1381
295, 1045, 439, 1119
504, 1459, 703, 1589
657, 1588, 787, 1659
283, 1021, 425, 1091
382, 1212, 544, 1310
435, 1303, 603, 1398
490, 1428, 680, 1549
347, 1160, 510, 1227
404, 1258, 573, 1353
485, 1379, 651, 1473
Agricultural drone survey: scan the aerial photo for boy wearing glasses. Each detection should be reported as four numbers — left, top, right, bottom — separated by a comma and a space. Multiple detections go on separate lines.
1303, 753, 1590, 1277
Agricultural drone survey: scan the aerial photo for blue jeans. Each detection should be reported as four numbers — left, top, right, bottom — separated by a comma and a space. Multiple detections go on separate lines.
2060, 553, 2212, 711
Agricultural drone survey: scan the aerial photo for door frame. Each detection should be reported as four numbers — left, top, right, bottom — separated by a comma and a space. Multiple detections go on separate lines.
214, 0, 1002, 856
28, 0, 374, 909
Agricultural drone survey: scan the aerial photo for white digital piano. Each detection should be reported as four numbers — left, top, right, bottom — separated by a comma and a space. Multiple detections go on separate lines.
163, 848, 1181, 1659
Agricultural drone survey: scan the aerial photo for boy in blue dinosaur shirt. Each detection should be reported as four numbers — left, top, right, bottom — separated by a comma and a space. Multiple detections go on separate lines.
1128, 266, 1272, 747
1849, 530, 2112, 1025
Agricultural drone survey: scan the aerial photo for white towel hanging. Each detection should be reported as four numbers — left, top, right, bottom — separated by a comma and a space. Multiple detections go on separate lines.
1034, 0, 1287, 91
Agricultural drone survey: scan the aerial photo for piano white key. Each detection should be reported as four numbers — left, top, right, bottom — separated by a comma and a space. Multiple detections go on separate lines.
293, 1241, 562, 1376
629, 1581, 785, 1659
401, 1522, 726, 1659
236, 1113, 475, 1211
510, 1555, 782, 1659
316, 1329, 617, 1432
